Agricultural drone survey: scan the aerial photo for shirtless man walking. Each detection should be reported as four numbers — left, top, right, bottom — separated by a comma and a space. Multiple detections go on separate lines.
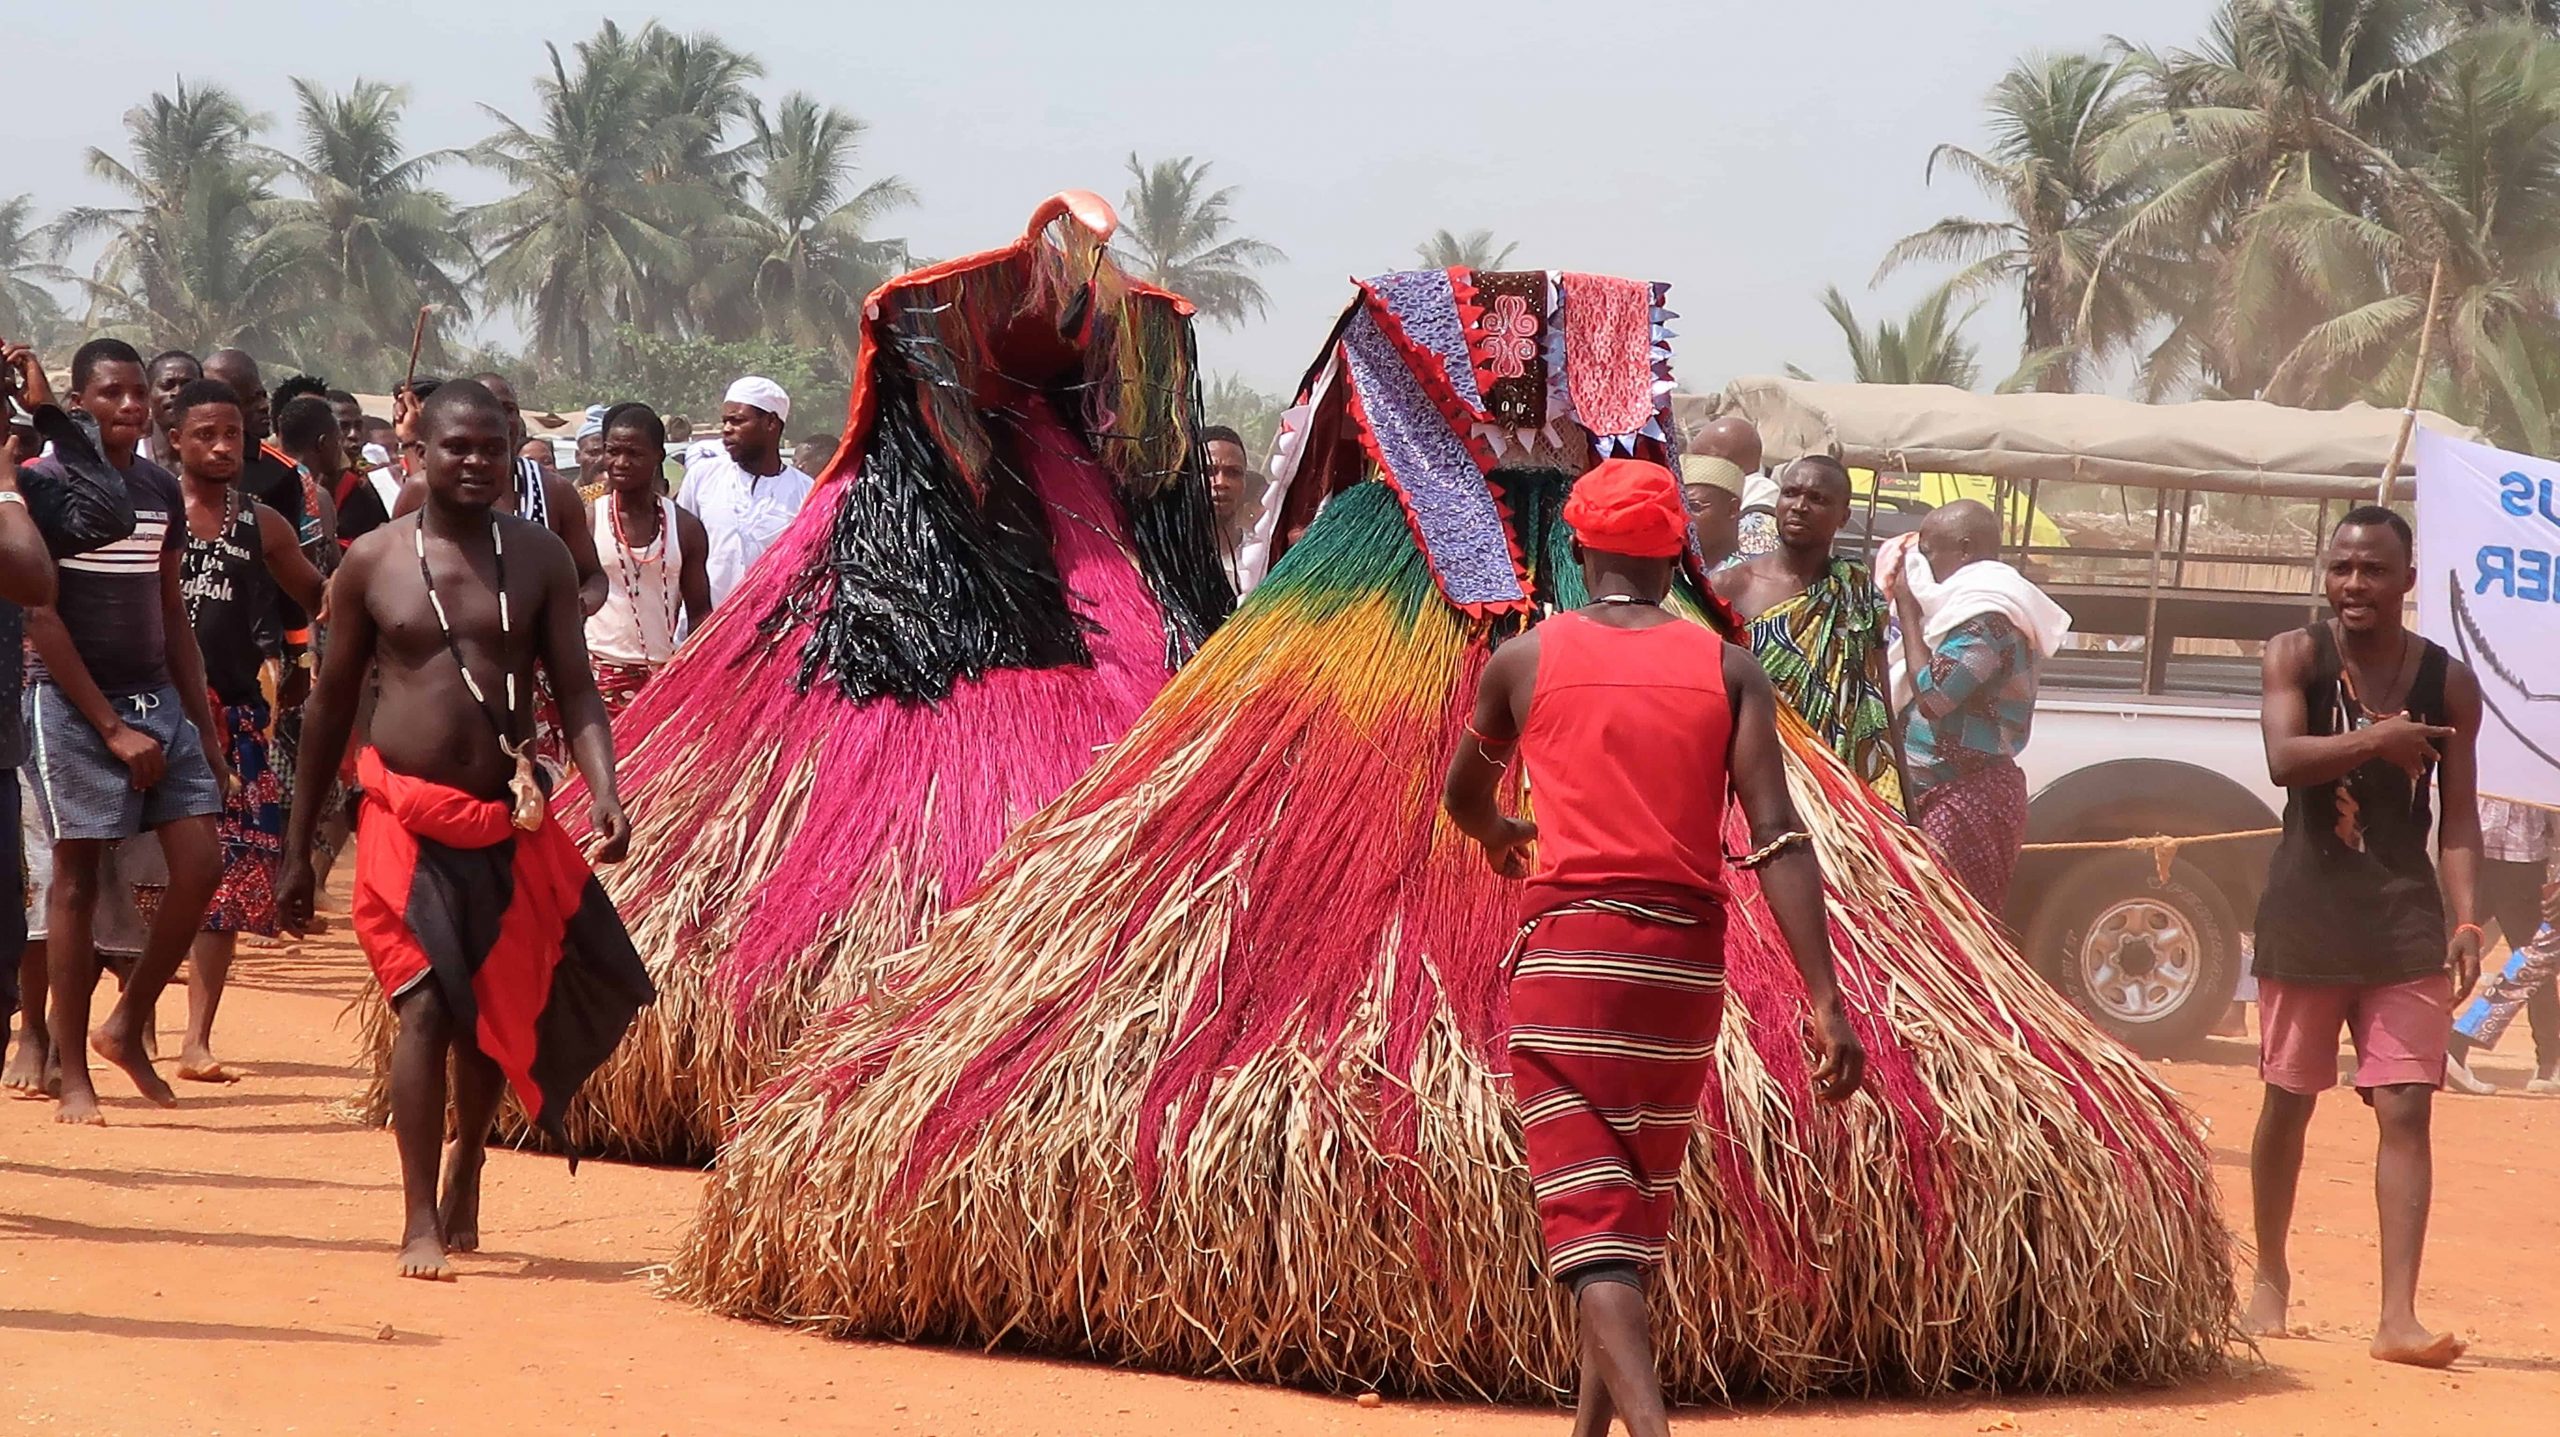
396, 373, 606, 615
279, 380, 653, 1280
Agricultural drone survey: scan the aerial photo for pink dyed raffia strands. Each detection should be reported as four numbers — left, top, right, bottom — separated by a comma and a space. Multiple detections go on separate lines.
671, 464, 2236, 1401
344, 190, 1225, 1163
518, 397, 1173, 1161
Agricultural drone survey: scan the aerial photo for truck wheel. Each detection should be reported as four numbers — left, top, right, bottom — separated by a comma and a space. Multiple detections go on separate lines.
2025, 851, 2240, 1059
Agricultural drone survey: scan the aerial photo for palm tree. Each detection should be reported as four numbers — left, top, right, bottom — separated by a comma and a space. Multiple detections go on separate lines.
1114, 154, 1284, 328
0, 197, 70, 345
2240, 20, 2560, 448
72, 157, 316, 356
637, 26, 765, 193
1877, 52, 2150, 390
1798, 285, 1988, 388
1203, 372, 1284, 456
264, 79, 472, 380
1415, 228, 1518, 270
628, 25, 767, 336
52, 82, 316, 353
2089, 0, 2442, 396
701, 93, 914, 364
469, 32, 704, 379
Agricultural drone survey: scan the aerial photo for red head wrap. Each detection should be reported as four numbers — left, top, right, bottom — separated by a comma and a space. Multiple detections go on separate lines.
1562, 457, 1689, 559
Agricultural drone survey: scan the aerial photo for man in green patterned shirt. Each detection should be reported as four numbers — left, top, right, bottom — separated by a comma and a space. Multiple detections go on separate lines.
1712, 455, 1906, 812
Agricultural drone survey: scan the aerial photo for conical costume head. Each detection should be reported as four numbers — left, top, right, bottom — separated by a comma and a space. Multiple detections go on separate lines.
356, 193, 1232, 1162
674, 267, 2234, 1398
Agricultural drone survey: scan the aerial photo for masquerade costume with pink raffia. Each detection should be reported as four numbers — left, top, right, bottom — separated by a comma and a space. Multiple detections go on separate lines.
675, 264, 2233, 1401
350, 193, 1232, 1162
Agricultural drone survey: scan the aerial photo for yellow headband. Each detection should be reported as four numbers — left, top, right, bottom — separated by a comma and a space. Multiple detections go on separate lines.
1679, 454, 1745, 497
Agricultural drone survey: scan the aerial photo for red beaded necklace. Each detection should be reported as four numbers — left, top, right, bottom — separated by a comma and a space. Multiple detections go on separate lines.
608, 491, 681, 655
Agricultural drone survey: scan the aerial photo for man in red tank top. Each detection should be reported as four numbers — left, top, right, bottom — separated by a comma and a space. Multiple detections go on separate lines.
1443, 458, 1864, 1437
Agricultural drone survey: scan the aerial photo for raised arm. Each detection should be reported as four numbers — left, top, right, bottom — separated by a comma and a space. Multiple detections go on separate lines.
0, 432, 56, 606
1867, 629, 1913, 807
253, 500, 328, 616
278, 536, 385, 933
6, 343, 136, 559
1440, 633, 1539, 876
535, 525, 626, 861
2259, 628, 2449, 787
1724, 646, 1864, 1103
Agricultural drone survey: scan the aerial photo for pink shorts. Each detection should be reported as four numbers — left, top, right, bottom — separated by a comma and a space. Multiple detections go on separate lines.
2258, 973, 2451, 1095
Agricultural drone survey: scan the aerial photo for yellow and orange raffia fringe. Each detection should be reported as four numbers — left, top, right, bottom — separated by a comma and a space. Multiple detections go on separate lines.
671, 477, 2235, 1401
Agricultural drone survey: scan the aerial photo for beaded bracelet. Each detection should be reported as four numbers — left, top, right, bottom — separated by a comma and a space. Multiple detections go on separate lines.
1731, 830, 1811, 869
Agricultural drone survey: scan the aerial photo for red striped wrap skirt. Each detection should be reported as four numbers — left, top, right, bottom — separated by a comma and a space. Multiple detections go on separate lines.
1506, 897, 1727, 1281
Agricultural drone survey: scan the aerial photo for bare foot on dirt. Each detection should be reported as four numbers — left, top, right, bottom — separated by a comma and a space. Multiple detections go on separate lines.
175, 1046, 239, 1084
91, 1019, 178, 1108
3, 1032, 55, 1096
397, 1231, 454, 1282
54, 1088, 105, 1125
2371, 1323, 2464, 1368
2244, 1274, 2291, 1338
438, 1148, 484, 1254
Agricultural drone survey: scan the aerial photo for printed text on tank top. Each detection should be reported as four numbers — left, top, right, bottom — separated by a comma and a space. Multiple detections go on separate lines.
181, 483, 246, 629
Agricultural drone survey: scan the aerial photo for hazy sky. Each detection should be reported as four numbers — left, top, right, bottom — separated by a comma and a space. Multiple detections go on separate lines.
20, 0, 2222, 398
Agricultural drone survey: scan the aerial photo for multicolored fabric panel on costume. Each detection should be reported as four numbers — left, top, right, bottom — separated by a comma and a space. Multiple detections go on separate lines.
1560, 272, 1660, 445
352, 747, 655, 1160
1339, 306, 1527, 614
205, 696, 283, 936
1464, 270, 1550, 429
1509, 897, 1728, 1278
1366, 268, 1488, 422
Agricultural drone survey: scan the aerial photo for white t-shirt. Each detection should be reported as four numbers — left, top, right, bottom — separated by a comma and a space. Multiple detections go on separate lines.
678, 451, 813, 607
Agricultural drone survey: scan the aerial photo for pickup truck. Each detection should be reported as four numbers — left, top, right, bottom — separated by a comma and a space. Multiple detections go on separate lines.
2010, 674, 2280, 1056
1841, 504, 2298, 1055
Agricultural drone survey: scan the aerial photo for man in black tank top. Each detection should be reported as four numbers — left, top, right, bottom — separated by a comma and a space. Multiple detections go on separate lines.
2248, 505, 2484, 1368
169, 379, 325, 1084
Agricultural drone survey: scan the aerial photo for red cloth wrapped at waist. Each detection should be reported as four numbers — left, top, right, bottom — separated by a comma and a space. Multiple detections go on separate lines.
351, 747, 652, 1159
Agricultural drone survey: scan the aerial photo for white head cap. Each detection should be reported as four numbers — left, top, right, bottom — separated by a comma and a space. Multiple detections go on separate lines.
361, 442, 392, 469
724, 375, 790, 426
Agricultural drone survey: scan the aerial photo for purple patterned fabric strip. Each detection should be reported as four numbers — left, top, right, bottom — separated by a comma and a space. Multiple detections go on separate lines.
1366, 269, 1488, 419
1339, 307, 1524, 610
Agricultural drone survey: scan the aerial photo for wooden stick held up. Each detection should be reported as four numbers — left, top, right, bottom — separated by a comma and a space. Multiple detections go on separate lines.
2378, 257, 2446, 506
402, 304, 433, 393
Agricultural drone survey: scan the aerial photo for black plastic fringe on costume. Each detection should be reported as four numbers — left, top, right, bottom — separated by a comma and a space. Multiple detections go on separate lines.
1127, 472, 1233, 666
1084, 324, 1232, 669
769, 344, 1091, 704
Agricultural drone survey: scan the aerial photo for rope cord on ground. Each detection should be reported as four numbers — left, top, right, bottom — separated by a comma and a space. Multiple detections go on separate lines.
2018, 827, 2284, 883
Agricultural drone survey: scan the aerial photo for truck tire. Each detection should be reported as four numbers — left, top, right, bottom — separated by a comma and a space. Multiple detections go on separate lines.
2024, 850, 2240, 1059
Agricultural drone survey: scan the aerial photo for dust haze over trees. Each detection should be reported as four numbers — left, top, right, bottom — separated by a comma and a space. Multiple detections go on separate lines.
1843, 0, 2560, 447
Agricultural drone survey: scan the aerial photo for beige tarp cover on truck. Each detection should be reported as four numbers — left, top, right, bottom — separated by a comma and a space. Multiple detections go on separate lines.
1672, 377, 2480, 500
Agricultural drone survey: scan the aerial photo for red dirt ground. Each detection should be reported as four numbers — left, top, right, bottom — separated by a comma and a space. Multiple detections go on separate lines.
7, 891, 2558, 1436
